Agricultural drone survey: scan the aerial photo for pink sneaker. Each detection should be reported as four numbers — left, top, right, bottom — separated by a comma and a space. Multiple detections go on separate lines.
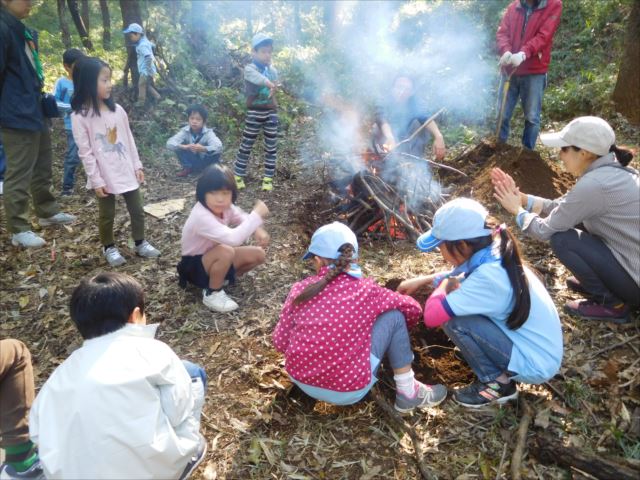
564, 299, 630, 323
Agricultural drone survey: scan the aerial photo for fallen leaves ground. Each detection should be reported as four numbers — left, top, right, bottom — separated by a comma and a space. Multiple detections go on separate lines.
0, 113, 638, 480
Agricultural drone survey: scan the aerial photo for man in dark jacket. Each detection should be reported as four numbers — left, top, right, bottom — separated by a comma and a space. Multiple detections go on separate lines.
0, 0, 75, 248
496, 0, 562, 150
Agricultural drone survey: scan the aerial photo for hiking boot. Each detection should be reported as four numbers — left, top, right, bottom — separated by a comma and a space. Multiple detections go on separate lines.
38, 212, 76, 227
135, 240, 161, 258
235, 175, 246, 190
453, 380, 518, 408
104, 246, 126, 267
262, 177, 274, 191
176, 168, 192, 178
564, 299, 630, 323
565, 276, 592, 297
394, 381, 447, 413
202, 289, 238, 312
179, 434, 208, 480
11, 231, 46, 248
0, 460, 45, 480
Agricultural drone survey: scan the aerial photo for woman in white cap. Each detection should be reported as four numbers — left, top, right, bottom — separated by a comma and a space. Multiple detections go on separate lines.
399, 198, 562, 408
493, 116, 639, 323
273, 222, 447, 413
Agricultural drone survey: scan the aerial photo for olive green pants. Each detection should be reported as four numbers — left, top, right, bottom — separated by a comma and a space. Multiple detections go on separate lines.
0, 127, 60, 233
97, 188, 145, 246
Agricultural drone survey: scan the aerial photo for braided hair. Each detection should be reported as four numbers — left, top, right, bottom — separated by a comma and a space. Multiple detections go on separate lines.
294, 243, 355, 305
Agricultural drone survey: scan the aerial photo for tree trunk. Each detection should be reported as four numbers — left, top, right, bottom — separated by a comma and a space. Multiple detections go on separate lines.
56, 0, 72, 49
612, 1, 640, 124
66, 0, 93, 50
323, 1, 337, 36
245, 2, 253, 38
119, 0, 142, 92
80, 0, 90, 32
99, 0, 111, 51
293, 1, 301, 45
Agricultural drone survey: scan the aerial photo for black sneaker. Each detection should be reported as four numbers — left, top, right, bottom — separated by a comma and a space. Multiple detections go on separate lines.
453, 380, 518, 408
179, 434, 207, 480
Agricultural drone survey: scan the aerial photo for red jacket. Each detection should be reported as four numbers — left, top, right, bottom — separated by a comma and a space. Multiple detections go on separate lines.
496, 0, 563, 75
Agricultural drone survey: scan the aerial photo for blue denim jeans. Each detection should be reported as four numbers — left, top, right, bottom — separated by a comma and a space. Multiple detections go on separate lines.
62, 130, 80, 191
176, 149, 221, 171
182, 360, 208, 390
0, 140, 6, 181
442, 315, 514, 383
370, 309, 414, 371
498, 73, 547, 150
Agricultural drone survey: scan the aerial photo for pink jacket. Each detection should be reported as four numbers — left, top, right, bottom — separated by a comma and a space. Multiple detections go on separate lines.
181, 202, 262, 256
273, 269, 422, 391
71, 104, 143, 194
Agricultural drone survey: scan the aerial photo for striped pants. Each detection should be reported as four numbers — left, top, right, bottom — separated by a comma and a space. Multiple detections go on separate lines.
234, 109, 278, 178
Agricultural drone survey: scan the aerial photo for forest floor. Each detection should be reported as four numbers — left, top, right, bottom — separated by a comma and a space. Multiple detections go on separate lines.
0, 109, 639, 479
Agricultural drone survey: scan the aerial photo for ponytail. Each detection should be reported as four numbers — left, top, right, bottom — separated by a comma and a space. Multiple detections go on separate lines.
610, 144, 634, 167
497, 225, 531, 330
294, 243, 354, 305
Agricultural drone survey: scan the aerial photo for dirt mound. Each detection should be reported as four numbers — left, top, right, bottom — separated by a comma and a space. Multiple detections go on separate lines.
450, 139, 574, 205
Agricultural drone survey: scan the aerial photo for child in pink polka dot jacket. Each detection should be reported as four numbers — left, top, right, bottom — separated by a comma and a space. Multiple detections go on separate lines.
273, 222, 447, 413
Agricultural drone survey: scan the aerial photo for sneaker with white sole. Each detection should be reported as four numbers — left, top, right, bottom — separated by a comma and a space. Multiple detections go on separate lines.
453, 380, 518, 408
11, 231, 46, 248
104, 246, 126, 266
394, 381, 448, 413
202, 289, 238, 312
0, 180, 3, 195
135, 240, 161, 258
179, 434, 208, 480
0, 459, 46, 480
38, 212, 76, 226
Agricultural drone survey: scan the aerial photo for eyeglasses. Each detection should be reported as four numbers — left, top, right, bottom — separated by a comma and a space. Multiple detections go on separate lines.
560, 146, 581, 153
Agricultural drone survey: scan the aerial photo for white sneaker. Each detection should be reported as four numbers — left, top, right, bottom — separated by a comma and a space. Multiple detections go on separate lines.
38, 212, 76, 226
104, 246, 126, 266
202, 289, 238, 312
11, 231, 46, 248
0, 180, 3, 195
135, 240, 161, 258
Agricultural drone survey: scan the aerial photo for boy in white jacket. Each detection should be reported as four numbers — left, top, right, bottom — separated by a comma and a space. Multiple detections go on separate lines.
29, 273, 207, 480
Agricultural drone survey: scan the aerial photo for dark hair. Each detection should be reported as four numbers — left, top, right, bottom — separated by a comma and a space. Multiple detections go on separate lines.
187, 104, 208, 123
610, 144, 634, 167
294, 243, 354, 305
62, 48, 85, 67
70, 272, 145, 340
71, 57, 116, 116
196, 164, 238, 207
442, 217, 531, 330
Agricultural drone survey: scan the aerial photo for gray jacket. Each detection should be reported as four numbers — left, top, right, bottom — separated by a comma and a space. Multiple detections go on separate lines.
166, 126, 222, 154
518, 153, 640, 286
244, 62, 278, 110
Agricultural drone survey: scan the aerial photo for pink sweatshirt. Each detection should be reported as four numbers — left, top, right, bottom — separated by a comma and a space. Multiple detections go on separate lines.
181, 202, 263, 256
71, 104, 143, 194
273, 269, 422, 392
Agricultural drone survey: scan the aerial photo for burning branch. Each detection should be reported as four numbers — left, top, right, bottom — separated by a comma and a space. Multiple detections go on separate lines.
384, 107, 446, 157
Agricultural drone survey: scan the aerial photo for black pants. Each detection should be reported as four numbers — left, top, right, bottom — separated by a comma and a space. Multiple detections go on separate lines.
550, 229, 640, 306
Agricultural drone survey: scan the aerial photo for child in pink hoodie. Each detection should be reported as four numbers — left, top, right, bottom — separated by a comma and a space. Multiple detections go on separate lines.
71, 57, 160, 267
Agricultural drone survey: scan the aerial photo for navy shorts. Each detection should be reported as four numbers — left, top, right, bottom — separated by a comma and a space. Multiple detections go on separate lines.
177, 255, 236, 289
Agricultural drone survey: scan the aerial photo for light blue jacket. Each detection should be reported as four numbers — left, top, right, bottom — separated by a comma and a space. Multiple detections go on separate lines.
135, 35, 157, 77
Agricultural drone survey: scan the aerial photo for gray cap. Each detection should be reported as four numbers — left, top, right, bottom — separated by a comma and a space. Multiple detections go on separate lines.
251, 33, 273, 50
123, 23, 144, 34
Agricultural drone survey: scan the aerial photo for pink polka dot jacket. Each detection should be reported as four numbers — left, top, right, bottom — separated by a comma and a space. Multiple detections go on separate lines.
273, 267, 422, 392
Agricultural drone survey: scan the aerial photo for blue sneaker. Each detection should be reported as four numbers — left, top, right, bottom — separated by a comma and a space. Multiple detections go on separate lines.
0, 460, 45, 480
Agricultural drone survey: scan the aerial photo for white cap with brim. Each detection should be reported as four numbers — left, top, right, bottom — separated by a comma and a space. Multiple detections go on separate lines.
540, 116, 615, 157
123, 23, 144, 34
416, 198, 493, 252
252, 33, 273, 50
303, 222, 359, 260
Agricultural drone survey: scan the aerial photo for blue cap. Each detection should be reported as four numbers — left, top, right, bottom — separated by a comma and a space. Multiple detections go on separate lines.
123, 23, 144, 34
416, 198, 493, 252
303, 222, 359, 260
252, 33, 273, 50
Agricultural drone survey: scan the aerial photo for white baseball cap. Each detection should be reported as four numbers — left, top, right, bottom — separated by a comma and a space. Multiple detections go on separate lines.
252, 33, 273, 50
123, 23, 144, 34
416, 198, 492, 252
303, 222, 359, 260
540, 116, 615, 157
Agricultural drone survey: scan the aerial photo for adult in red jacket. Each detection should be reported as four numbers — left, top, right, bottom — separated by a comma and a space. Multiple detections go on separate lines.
496, 0, 562, 150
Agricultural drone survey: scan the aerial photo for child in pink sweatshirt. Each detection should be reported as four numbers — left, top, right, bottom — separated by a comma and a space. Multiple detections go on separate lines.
71, 57, 160, 266
178, 164, 269, 313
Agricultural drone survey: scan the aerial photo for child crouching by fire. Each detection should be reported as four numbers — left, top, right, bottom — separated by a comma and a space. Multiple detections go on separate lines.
273, 222, 447, 413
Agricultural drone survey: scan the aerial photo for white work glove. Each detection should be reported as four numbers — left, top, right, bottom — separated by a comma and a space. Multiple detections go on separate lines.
510, 51, 526, 67
498, 51, 512, 66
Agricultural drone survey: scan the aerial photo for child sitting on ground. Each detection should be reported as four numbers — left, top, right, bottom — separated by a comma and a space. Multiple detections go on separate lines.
71, 57, 161, 266
399, 198, 563, 408
178, 164, 269, 312
29, 272, 207, 479
273, 222, 447, 413
53, 48, 85, 196
166, 104, 223, 178
233, 33, 279, 191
